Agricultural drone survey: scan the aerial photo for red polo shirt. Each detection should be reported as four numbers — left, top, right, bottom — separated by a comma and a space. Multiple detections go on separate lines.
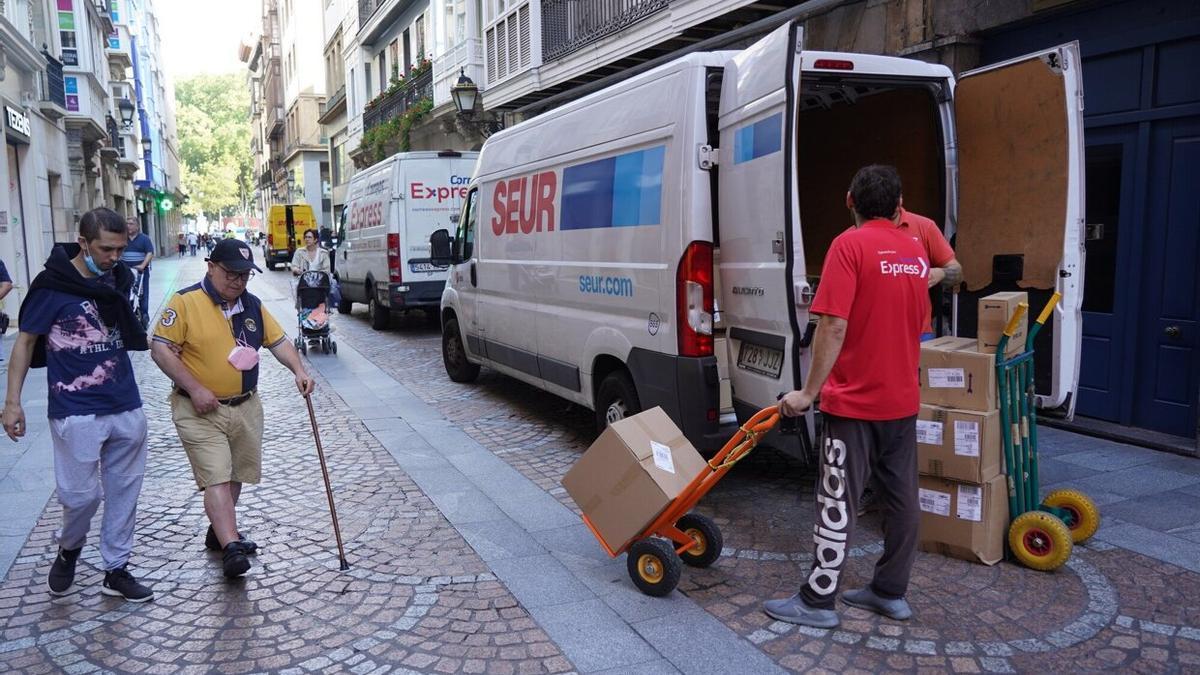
811, 219, 931, 420
899, 208, 955, 335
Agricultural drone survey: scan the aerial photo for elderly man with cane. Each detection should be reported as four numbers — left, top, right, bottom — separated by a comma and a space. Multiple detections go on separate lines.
151, 238, 314, 578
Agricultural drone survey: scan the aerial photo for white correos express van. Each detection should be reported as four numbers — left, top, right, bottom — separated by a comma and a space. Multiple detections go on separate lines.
336, 150, 478, 328
433, 19, 1085, 454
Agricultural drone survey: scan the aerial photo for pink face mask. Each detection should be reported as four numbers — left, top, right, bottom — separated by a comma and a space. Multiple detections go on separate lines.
228, 344, 259, 371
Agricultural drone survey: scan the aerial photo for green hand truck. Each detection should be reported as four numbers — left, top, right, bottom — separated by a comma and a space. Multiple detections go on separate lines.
996, 292, 1100, 571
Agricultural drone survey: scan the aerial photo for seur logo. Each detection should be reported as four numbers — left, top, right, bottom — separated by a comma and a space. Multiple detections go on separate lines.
492, 171, 558, 236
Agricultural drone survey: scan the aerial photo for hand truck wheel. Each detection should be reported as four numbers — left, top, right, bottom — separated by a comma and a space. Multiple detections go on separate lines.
1009, 511, 1073, 571
676, 513, 722, 568
1042, 489, 1100, 543
627, 538, 682, 597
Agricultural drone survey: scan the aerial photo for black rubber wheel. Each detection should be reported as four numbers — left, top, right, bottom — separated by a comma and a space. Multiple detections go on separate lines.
676, 513, 722, 568
299, 340, 307, 355
368, 296, 389, 330
331, 341, 338, 354
595, 370, 641, 432
266, 260, 276, 271
627, 538, 682, 597
336, 291, 353, 314
322, 340, 330, 355
442, 318, 480, 383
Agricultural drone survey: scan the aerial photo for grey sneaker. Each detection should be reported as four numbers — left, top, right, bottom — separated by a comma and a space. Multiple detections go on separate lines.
842, 586, 912, 620
762, 593, 839, 629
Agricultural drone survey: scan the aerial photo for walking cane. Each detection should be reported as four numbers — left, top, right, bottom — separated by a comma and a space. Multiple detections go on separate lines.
304, 393, 350, 571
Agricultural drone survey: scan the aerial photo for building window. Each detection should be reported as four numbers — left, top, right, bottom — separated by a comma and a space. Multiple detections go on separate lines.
415, 14, 426, 60
389, 39, 399, 78
364, 62, 372, 99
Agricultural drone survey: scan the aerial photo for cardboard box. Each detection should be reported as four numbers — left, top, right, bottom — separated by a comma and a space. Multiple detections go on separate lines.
917, 404, 1002, 484
920, 337, 997, 411
918, 474, 1008, 565
977, 291, 1028, 357
562, 407, 708, 554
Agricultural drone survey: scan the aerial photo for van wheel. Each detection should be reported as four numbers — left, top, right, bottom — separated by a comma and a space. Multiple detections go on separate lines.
442, 318, 480, 383
266, 260, 276, 271
337, 296, 353, 314
368, 296, 389, 330
595, 371, 641, 431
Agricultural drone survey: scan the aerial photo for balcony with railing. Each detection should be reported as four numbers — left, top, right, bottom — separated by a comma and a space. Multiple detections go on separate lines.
363, 67, 432, 134
542, 0, 669, 61
485, 1, 538, 87
433, 38, 484, 108
318, 85, 347, 125
39, 50, 68, 120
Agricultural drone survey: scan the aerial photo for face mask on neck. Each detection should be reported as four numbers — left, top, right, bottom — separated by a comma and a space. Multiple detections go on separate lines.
83, 254, 105, 276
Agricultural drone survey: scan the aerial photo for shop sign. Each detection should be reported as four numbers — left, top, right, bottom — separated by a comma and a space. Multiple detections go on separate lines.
6, 107, 31, 138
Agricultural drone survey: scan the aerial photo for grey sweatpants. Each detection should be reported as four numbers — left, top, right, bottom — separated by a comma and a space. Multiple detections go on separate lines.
800, 413, 919, 609
49, 408, 149, 571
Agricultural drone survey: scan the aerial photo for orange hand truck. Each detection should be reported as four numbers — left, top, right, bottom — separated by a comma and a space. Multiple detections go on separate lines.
582, 406, 782, 596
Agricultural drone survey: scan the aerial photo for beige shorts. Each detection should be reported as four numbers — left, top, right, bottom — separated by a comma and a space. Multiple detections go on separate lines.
170, 390, 264, 489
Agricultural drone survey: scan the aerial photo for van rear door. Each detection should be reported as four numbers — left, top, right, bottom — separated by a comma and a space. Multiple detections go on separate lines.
716, 21, 810, 428
953, 42, 1086, 416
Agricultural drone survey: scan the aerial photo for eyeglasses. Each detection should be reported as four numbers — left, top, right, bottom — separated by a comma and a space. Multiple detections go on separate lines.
215, 265, 255, 282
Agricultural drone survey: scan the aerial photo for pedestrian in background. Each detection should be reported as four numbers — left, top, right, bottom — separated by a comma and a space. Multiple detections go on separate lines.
187, 231, 199, 257
290, 229, 331, 276
122, 217, 154, 326
2, 207, 154, 602
177, 233, 186, 257
150, 238, 314, 579
764, 165, 930, 628
0, 257, 13, 361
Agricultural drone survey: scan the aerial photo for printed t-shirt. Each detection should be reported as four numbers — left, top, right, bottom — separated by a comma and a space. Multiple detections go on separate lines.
19, 287, 142, 419
899, 208, 955, 336
122, 232, 154, 268
153, 278, 286, 398
810, 219, 931, 420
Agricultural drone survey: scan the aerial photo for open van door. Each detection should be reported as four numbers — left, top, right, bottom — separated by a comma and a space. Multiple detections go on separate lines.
954, 42, 1086, 417
717, 20, 813, 446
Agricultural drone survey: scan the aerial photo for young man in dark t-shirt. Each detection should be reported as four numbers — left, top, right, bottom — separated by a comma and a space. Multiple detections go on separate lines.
764, 165, 931, 628
3, 208, 154, 602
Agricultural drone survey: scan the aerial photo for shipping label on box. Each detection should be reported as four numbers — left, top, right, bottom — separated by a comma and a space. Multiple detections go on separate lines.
918, 474, 1008, 565
920, 337, 996, 411
562, 407, 707, 554
917, 404, 1002, 484
978, 291, 1028, 357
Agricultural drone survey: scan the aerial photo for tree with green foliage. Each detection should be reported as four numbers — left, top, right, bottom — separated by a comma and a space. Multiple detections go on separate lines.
175, 73, 253, 220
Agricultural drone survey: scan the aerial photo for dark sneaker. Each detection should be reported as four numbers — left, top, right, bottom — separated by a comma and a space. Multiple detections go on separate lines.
842, 586, 912, 620
857, 487, 879, 517
763, 593, 839, 629
101, 566, 154, 603
222, 541, 252, 578
205, 526, 258, 555
47, 547, 82, 596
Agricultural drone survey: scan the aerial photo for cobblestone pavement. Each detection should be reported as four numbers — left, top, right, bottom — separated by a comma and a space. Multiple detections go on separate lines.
0, 260, 571, 674
315, 272, 1200, 674
3, 261, 1198, 674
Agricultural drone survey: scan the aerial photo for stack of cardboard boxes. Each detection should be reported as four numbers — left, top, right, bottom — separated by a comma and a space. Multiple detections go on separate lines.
915, 292, 1027, 565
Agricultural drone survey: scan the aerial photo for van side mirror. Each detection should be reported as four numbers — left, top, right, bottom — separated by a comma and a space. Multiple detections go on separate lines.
430, 228, 454, 266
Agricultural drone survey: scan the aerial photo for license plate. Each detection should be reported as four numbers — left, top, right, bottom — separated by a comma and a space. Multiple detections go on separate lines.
737, 342, 783, 379
409, 261, 446, 273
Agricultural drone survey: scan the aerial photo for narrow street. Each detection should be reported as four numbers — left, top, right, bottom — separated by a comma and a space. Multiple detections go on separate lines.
0, 255, 1196, 674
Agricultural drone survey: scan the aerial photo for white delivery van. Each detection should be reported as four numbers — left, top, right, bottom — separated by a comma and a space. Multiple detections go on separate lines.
335, 150, 478, 329
432, 19, 1085, 454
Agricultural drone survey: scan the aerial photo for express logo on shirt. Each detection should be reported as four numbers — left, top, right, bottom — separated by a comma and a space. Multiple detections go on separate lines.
879, 256, 929, 279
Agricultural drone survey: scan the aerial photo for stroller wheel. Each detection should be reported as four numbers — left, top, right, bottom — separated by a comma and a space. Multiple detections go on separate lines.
300, 340, 307, 355
331, 341, 338, 354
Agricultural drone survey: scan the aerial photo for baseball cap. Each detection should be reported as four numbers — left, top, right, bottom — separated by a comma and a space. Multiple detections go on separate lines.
207, 238, 263, 272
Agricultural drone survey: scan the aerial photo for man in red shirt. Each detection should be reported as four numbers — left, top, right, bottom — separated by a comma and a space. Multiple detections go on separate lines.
764, 165, 931, 629
899, 207, 961, 339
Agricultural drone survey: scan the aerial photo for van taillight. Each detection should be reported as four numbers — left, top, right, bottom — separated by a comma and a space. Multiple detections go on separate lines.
387, 233, 402, 283
677, 241, 714, 358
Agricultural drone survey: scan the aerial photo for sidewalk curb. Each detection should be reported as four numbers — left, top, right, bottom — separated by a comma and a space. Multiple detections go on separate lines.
270, 294, 786, 675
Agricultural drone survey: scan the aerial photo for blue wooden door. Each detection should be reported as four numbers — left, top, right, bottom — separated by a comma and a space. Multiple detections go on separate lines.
1077, 127, 1139, 421
1134, 118, 1200, 436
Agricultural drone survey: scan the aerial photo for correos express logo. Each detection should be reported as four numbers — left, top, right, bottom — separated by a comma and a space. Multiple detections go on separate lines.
879, 255, 929, 279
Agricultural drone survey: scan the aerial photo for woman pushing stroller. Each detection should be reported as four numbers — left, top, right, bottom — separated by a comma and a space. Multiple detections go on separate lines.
291, 229, 337, 355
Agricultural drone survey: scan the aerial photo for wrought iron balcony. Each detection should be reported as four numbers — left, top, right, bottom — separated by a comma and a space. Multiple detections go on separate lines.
542, 0, 669, 62
41, 50, 67, 110
358, 0, 388, 27
363, 68, 433, 134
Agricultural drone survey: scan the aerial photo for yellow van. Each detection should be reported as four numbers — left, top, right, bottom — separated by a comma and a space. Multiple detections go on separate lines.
264, 204, 315, 270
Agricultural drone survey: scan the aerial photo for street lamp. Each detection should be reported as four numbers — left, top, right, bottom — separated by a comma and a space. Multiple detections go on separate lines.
117, 98, 135, 127
286, 169, 296, 202
141, 136, 151, 155
451, 69, 503, 137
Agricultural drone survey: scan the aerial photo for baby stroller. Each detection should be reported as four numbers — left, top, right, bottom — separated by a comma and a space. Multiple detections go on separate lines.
294, 270, 337, 355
